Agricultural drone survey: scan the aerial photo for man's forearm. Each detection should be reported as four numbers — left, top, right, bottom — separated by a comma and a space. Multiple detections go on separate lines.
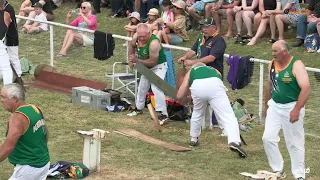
136, 58, 157, 67
183, 50, 196, 59
195, 55, 215, 64
294, 88, 311, 110
265, 83, 271, 108
0, 143, 14, 162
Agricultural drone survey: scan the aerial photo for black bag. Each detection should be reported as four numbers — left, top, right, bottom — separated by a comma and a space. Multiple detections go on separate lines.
101, 88, 122, 105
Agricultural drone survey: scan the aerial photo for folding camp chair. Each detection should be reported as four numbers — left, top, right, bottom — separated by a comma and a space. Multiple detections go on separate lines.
105, 62, 138, 100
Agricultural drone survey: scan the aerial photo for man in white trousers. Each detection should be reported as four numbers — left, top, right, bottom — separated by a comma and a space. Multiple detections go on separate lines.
0, 0, 13, 85
127, 23, 169, 125
176, 62, 247, 158
0, 83, 50, 180
4, 0, 23, 80
263, 40, 310, 180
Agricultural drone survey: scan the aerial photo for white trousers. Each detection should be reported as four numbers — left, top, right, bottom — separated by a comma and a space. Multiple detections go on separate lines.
262, 99, 305, 179
0, 49, 13, 85
190, 78, 241, 144
136, 62, 168, 115
9, 162, 50, 180
7, 46, 22, 77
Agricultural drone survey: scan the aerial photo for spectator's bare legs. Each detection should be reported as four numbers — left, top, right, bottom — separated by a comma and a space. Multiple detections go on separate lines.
242, 11, 255, 37
28, 27, 39, 34
225, 9, 234, 37
212, 10, 221, 33
57, 29, 83, 56
156, 30, 169, 44
134, 0, 140, 12
247, 18, 269, 45
21, 25, 31, 33
235, 11, 243, 35
269, 14, 277, 40
275, 14, 290, 40
187, 6, 202, 21
317, 22, 320, 36
205, 4, 213, 18
24, 11, 36, 26
254, 12, 262, 25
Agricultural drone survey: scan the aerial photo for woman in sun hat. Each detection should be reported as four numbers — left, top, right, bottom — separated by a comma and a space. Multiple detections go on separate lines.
156, 0, 189, 45
124, 11, 141, 40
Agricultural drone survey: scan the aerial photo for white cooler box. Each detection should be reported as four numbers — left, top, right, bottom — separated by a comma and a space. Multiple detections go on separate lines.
72, 86, 111, 110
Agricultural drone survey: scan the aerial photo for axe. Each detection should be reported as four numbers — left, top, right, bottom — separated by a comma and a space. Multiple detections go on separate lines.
10, 63, 26, 92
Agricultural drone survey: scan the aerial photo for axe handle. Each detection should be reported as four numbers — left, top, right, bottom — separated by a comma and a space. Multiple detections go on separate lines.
147, 103, 162, 132
240, 135, 247, 146
10, 63, 26, 92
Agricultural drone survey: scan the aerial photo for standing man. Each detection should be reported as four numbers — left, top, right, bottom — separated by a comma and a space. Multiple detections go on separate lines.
0, 83, 50, 180
176, 62, 247, 158
178, 17, 226, 129
0, 0, 13, 85
4, 0, 23, 80
263, 40, 310, 180
178, 17, 226, 78
127, 23, 169, 125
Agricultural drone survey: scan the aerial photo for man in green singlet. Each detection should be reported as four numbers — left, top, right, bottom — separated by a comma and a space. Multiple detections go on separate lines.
176, 62, 248, 158
263, 40, 310, 180
0, 83, 50, 180
127, 23, 169, 126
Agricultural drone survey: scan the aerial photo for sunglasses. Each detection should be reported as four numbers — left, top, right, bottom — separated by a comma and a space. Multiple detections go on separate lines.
81, 6, 86, 9
171, 5, 179, 9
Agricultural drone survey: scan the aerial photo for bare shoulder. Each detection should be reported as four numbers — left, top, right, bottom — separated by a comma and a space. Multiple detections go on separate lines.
9, 112, 29, 127
293, 60, 307, 72
149, 40, 161, 52
131, 33, 138, 45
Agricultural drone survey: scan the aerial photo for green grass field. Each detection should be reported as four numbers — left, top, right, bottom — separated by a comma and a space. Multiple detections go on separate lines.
0, 2, 319, 179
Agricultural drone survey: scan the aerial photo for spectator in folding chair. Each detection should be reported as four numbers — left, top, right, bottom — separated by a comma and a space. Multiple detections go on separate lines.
56, 2, 97, 57
210, 0, 240, 38
17, 0, 54, 25
247, 0, 277, 45
233, 0, 259, 39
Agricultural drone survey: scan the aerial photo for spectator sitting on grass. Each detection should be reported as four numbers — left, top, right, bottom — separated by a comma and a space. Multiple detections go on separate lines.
146, 8, 161, 35
22, 2, 48, 34
56, 2, 97, 57
124, 11, 141, 46
17, 0, 54, 25
156, 0, 189, 45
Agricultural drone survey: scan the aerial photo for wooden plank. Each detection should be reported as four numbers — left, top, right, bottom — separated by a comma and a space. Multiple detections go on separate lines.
135, 62, 177, 98
115, 129, 191, 152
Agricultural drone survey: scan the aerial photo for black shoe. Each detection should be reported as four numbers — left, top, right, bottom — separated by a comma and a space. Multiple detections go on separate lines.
189, 139, 199, 147
293, 39, 304, 47
229, 142, 248, 158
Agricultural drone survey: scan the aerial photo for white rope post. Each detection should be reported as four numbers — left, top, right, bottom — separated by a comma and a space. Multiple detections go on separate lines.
49, 25, 54, 67
258, 63, 264, 124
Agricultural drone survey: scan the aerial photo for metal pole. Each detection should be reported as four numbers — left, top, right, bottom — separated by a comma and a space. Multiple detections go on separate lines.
50, 25, 54, 67
258, 63, 264, 124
